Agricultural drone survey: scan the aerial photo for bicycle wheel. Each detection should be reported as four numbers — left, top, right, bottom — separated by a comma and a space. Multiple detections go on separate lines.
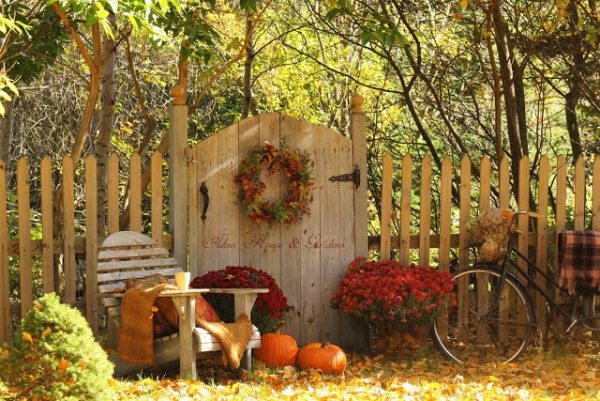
432, 266, 537, 364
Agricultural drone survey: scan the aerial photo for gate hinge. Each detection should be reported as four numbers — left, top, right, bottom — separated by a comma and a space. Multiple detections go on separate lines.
329, 165, 360, 188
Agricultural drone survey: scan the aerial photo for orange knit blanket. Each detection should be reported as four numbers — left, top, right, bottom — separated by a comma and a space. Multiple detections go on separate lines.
118, 284, 165, 365
196, 314, 253, 369
118, 283, 253, 369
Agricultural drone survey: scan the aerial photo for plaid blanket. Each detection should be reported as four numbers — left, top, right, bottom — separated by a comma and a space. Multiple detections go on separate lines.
558, 231, 600, 295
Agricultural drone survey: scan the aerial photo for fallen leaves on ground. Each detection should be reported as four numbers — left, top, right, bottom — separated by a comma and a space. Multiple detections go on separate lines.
2, 339, 600, 400
108, 339, 600, 401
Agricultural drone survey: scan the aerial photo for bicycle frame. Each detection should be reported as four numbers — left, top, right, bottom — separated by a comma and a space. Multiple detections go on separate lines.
489, 230, 598, 332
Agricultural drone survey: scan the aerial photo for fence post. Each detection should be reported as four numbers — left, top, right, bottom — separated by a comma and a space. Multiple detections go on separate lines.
380, 153, 393, 259
350, 94, 368, 258
85, 156, 98, 334
169, 66, 189, 270
0, 161, 9, 342
17, 159, 33, 314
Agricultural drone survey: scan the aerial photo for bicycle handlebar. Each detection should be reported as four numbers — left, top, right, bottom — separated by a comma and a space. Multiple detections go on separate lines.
512, 210, 543, 219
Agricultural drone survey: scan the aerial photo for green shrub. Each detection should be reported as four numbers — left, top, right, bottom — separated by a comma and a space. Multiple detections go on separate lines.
0, 293, 114, 400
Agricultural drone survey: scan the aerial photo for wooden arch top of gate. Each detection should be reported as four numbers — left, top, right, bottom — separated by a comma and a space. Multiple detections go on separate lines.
188, 112, 361, 345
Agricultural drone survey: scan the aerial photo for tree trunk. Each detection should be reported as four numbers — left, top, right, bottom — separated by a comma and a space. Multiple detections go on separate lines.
241, 15, 254, 119
485, 23, 503, 162
565, 0, 584, 162
565, 90, 582, 161
513, 62, 529, 157
0, 97, 15, 165
491, 0, 522, 189
96, 13, 117, 237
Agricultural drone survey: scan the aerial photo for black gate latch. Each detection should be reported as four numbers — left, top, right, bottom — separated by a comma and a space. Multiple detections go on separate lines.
329, 165, 360, 188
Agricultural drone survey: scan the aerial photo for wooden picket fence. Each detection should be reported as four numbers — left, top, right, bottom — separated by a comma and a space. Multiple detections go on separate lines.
377, 153, 600, 332
0, 152, 167, 344
2, 151, 599, 343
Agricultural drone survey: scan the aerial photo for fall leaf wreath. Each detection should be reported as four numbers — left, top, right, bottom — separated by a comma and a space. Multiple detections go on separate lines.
234, 141, 315, 225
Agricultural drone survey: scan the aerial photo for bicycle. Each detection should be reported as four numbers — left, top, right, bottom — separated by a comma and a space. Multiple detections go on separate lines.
431, 210, 600, 364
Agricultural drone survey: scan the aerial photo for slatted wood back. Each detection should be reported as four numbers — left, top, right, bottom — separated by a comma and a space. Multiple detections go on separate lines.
97, 231, 182, 319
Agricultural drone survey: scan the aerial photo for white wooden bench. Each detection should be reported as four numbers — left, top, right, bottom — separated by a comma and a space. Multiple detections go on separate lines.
96, 231, 268, 378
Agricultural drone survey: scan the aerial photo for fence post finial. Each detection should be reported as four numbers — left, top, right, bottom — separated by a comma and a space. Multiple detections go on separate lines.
351, 94, 364, 113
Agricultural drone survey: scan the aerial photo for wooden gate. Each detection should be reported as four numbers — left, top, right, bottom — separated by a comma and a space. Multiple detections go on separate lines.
188, 110, 366, 346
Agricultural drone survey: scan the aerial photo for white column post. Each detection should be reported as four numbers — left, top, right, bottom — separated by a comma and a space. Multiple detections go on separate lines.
169, 78, 188, 269
350, 94, 368, 258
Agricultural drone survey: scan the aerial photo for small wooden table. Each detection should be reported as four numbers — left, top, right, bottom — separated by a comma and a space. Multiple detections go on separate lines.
158, 288, 208, 378
159, 288, 269, 379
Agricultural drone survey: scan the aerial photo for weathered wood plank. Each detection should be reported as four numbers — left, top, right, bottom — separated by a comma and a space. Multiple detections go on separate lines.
594, 157, 600, 231
536, 156, 549, 332
320, 131, 347, 344
238, 116, 262, 269
574, 156, 585, 230
255, 113, 281, 282
17, 158, 33, 315
98, 257, 178, 272
197, 134, 219, 274
40, 156, 54, 294
217, 124, 240, 268
380, 153, 393, 260
169, 103, 189, 276
337, 136, 357, 348
151, 152, 164, 244
85, 156, 99, 333
301, 140, 322, 345
555, 156, 567, 301
498, 158, 510, 341
419, 156, 432, 266
350, 95, 368, 258
63, 156, 76, 305
517, 157, 530, 335
0, 160, 9, 342
188, 144, 200, 277
476, 156, 491, 342
399, 154, 412, 265
97, 267, 182, 284
279, 114, 305, 338
457, 155, 471, 339
479, 156, 491, 211
107, 154, 120, 234
438, 156, 452, 273
458, 155, 471, 270
129, 153, 142, 232
98, 247, 170, 260
499, 157, 510, 209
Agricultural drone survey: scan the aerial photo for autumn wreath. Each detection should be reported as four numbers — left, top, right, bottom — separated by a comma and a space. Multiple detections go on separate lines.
234, 141, 314, 225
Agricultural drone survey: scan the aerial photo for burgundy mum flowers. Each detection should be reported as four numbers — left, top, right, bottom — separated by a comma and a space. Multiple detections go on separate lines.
191, 265, 294, 333
331, 257, 455, 333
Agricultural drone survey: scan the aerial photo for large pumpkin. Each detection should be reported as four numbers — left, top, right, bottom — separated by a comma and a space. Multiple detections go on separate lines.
255, 333, 298, 367
296, 342, 347, 375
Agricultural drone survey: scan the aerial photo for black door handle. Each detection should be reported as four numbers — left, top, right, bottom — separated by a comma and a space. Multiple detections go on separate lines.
200, 182, 209, 221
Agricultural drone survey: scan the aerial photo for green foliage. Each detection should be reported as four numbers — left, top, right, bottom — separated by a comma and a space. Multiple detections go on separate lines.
6, 6, 70, 85
0, 4, 27, 116
0, 293, 114, 400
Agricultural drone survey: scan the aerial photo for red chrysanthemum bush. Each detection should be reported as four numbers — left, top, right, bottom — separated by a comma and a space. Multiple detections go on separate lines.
190, 266, 294, 334
331, 257, 455, 335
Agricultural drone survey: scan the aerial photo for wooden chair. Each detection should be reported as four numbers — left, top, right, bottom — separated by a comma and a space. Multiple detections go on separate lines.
96, 231, 267, 378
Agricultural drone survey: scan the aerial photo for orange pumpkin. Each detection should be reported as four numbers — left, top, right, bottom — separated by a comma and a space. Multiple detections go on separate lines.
255, 333, 299, 367
296, 342, 347, 375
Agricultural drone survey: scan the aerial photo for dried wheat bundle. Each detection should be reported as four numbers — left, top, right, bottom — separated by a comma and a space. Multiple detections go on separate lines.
467, 208, 513, 263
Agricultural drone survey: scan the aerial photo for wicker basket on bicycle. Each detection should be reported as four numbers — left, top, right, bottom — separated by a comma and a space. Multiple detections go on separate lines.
466, 208, 514, 263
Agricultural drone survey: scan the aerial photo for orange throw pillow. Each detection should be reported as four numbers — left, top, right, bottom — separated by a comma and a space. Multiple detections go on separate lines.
196, 296, 220, 323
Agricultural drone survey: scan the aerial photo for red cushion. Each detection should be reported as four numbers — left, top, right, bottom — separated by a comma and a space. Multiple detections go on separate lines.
195, 296, 220, 323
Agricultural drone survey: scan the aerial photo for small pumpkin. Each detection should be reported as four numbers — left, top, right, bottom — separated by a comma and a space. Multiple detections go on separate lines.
255, 332, 299, 367
296, 342, 347, 375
